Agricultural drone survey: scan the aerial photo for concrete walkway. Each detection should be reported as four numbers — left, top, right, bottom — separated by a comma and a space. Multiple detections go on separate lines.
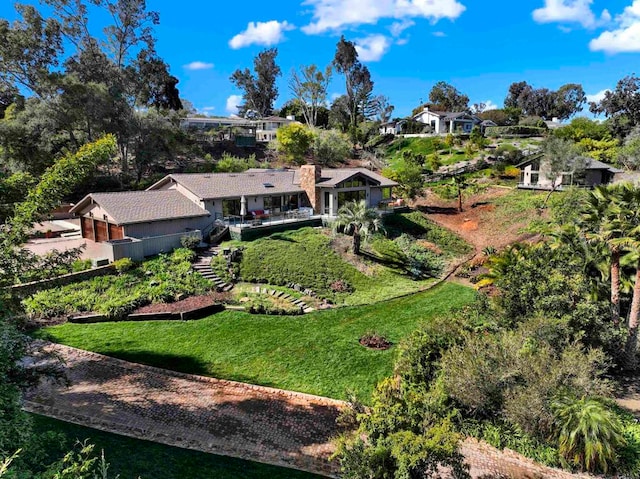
24, 343, 344, 477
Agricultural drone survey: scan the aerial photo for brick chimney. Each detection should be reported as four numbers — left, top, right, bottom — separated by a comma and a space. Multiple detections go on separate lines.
299, 165, 322, 213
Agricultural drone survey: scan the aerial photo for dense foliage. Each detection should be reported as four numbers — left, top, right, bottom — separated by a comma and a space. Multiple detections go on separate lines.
23, 249, 210, 320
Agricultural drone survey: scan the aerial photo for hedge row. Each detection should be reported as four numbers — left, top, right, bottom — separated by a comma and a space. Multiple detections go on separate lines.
485, 126, 547, 138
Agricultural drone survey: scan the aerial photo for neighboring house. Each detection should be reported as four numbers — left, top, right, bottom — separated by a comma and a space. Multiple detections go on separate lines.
379, 120, 405, 135
254, 116, 296, 142
479, 119, 497, 133
413, 108, 481, 134
181, 115, 298, 144
544, 118, 563, 130
517, 156, 622, 190
71, 166, 398, 259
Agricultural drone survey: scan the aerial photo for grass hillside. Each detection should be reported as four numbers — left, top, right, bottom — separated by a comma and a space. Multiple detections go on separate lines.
218, 222, 470, 306
38, 282, 476, 401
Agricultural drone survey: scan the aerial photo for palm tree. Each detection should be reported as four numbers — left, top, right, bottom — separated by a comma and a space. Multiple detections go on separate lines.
552, 396, 625, 473
333, 200, 383, 255
581, 184, 632, 326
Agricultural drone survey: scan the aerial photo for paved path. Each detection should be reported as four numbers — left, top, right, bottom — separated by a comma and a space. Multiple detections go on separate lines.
24, 343, 595, 479
24, 343, 344, 477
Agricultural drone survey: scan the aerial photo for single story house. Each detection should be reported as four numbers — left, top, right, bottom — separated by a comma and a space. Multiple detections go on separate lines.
413, 108, 481, 134
70, 166, 397, 259
517, 156, 622, 190
180, 115, 297, 144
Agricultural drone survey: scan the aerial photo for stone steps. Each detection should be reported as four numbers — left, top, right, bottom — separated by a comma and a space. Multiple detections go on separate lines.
192, 250, 233, 293
252, 286, 315, 313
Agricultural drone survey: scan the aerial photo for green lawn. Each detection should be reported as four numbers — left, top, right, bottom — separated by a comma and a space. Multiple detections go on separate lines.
38, 282, 475, 401
216, 226, 469, 306
28, 413, 322, 479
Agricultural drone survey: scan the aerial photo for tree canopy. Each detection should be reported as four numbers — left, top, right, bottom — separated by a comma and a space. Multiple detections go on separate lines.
231, 48, 281, 118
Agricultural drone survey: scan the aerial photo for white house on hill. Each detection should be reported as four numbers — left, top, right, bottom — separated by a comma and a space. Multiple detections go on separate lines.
413, 108, 481, 134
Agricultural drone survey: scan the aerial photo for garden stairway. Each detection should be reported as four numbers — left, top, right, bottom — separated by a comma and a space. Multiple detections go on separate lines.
193, 250, 234, 292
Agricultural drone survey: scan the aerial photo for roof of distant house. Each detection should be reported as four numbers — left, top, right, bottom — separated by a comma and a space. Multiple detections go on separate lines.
70, 190, 210, 225
516, 156, 623, 174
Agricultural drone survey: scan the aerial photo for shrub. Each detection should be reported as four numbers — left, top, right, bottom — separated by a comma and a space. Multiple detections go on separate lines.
171, 247, 196, 264
502, 166, 520, 178
71, 259, 92, 273
275, 123, 315, 164
485, 126, 547, 138
243, 293, 301, 315
113, 258, 134, 274
312, 128, 352, 165
552, 396, 626, 473
330, 279, 353, 293
180, 235, 201, 250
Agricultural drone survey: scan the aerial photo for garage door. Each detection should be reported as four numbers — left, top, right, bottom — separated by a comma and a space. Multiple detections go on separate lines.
108, 223, 124, 240
94, 220, 108, 242
81, 217, 94, 240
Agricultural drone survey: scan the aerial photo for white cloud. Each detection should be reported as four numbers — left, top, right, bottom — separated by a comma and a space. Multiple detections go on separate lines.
302, 0, 466, 34
481, 100, 499, 111
226, 95, 243, 114
229, 20, 295, 49
184, 61, 214, 71
432, 31, 447, 37
201, 106, 216, 112
355, 34, 392, 61
389, 19, 414, 37
586, 89, 610, 103
590, 1, 640, 53
533, 0, 597, 27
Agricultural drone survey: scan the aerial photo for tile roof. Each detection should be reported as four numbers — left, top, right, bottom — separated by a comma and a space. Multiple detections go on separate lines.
164, 171, 305, 199
73, 190, 210, 225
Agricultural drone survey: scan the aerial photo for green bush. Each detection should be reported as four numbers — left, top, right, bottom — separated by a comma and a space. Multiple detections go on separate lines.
180, 235, 201, 250
485, 126, 547, 138
113, 258, 134, 274
71, 259, 92, 273
171, 248, 196, 264
243, 293, 302, 315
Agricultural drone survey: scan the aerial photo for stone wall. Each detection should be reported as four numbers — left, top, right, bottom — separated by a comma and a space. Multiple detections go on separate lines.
299, 164, 322, 213
9, 265, 115, 298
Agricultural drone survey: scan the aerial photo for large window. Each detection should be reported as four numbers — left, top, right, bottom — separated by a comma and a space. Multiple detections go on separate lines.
338, 190, 366, 207
223, 199, 241, 217
339, 177, 367, 188
287, 194, 299, 211
381, 187, 392, 199
263, 195, 282, 213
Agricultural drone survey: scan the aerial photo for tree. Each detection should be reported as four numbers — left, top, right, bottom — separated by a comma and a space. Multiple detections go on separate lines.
368, 95, 394, 123
428, 81, 469, 112
329, 94, 351, 132
617, 126, 640, 170
0, 4, 62, 97
312, 129, 351, 165
289, 64, 332, 127
590, 75, 640, 137
540, 136, 585, 206
332, 36, 374, 141
505, 81, 585, 120
333, 200, 383, 254
382, 159, 423, 199
274, 122, 315, 164
231, 48, 281, 118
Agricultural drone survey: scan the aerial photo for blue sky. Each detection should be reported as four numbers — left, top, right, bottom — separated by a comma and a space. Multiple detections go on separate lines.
3, 0, 640, 118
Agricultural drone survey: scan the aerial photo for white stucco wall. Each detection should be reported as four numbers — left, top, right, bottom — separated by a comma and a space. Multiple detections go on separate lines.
124, 216, 210, 238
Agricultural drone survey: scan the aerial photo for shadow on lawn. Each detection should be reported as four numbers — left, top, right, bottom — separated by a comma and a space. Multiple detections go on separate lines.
25, 349, 345, 474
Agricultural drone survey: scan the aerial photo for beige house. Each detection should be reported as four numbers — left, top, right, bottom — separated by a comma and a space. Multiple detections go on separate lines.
517, 156, 622, 190
70, 166, 397, 259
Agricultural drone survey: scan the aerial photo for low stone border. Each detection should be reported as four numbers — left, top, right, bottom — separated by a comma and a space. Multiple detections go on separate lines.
68, 303, 225, 324
9, 264, 115, 297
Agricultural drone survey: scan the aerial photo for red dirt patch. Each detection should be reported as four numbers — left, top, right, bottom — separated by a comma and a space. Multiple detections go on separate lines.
134, 293, 229, 314
359, 333, 393, 350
